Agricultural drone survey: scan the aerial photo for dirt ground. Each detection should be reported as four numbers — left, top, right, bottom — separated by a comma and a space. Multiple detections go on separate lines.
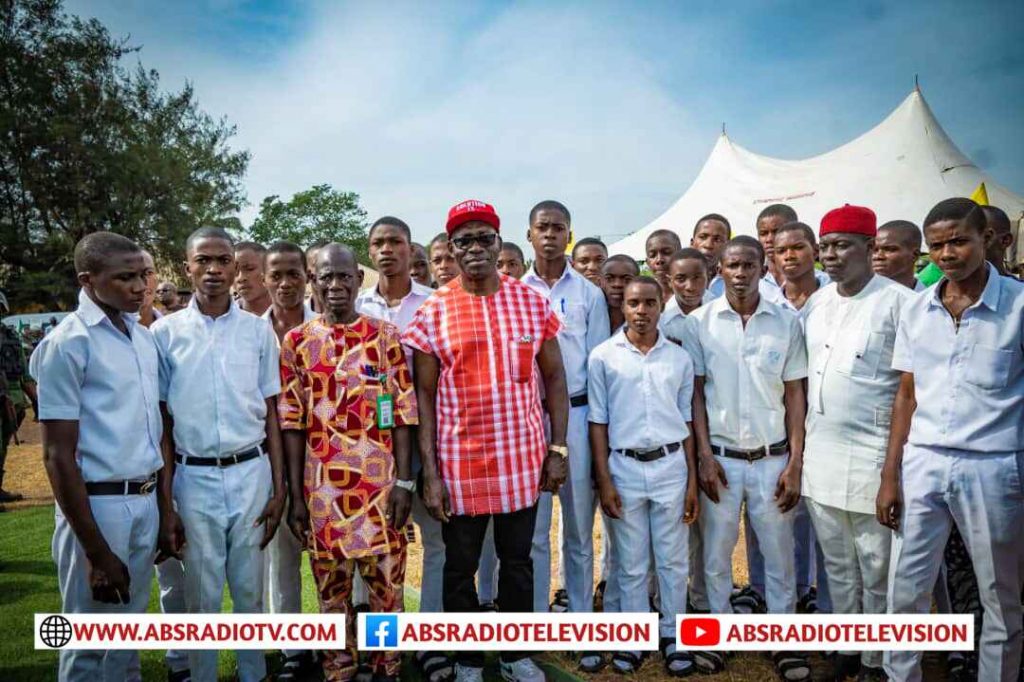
4, 420, 949, 680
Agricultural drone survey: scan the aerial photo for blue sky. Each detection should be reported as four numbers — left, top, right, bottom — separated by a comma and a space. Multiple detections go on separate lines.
68, 0, 1024, 246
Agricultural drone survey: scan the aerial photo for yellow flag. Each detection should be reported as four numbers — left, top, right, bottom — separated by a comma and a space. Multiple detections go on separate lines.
970, 182, 989, 206
565, 233, 575, 256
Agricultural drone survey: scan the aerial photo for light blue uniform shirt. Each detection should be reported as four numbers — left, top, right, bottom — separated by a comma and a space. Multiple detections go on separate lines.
588, 329, 694, 452
29, 289, 162, 482
522, 261, 610, 398
152, 297, 280, 458
892, 263, 1024, 453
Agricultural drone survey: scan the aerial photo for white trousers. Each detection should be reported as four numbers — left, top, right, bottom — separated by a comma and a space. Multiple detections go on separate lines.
700, 453, 795, 614
806, 498, 891, 668
609, 448, 689, 639
688, 523, 708, 611
412, 489, 446, 613
54, 492, 157, 682
174, 454, 272, 682
155, 557, 189, 672
885, 445, 1024, 682
262, 497, 304, 657
531, 404, 595, 613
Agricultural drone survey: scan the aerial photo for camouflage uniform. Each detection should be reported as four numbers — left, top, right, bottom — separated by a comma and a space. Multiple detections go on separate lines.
0, 325, 32, 493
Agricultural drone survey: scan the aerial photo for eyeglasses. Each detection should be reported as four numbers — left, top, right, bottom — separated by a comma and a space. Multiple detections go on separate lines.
451, 233, 499, 250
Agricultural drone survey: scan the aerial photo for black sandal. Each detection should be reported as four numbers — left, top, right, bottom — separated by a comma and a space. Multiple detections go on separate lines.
578, 651, 606, 673
796, 587, 819, 614
274, 653, 315, 681
413, 650, 454, 682
611, 651, 642, 674
691, 650, 726, 674
730, 585, 767, 614
772, 651, 811, 681
550, 588, 569, 612
660, 637, 695, 677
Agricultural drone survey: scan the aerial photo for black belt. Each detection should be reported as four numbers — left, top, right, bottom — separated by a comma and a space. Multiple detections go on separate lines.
618, 442, 680, 462
175, 446, 262, 468
85, 476, 157, 496
718, 439, 788, 462
570, 393, 588, 408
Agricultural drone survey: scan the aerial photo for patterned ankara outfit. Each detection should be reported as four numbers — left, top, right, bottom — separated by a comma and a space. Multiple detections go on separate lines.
279, 315, 417, 681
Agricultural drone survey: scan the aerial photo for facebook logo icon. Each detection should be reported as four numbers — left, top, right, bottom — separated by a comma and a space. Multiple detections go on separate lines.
365, 614, 399, 648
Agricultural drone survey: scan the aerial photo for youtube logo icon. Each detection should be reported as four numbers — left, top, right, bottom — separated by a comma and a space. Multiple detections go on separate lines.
679, 617, 721, 647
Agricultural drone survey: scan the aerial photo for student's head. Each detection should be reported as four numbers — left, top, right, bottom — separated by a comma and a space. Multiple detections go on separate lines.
668, 248, 709, 312
73, 231, 149, 313
645, 230, 682, 280
600, 255, 640, 309
368, 216, 412, 279
155, 281, 180, 307
185, 226, 236, 298
232, 241, 267, 304
756, 204, 798, 260
428, 233, 459, 286
571, 237, 607, 285
922, 198, 991, 283
690, 214, 731, 268
305, 241, 328, 279
497, 241, 527, 279
264, 241, 307, 310
623, 276, 663, 335
527, 200, 571, 263
872, 220, 921, 282
819, 205, 876, 288
141, 250, 158, 307
773, 222, 819, 281
313, 243, 364, 319
719, 236, 765, 300
410, 242, 432, 287
981, 205, 1013, 271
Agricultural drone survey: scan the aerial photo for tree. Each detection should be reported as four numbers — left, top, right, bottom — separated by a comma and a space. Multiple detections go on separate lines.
248, 184, 370, 266
0, 0, 249, 311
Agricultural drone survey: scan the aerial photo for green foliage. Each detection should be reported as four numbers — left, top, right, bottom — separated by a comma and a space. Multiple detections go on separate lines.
248, 184, 370, 266
0, 0, 249, 311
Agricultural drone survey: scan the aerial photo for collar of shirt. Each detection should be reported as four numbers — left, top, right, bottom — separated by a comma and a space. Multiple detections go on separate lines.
75, 288, 133, 330
925, 261, 1002, 313
260, 302, 317, 323
184, 293, 241, 323
712, 292, 780, 320
357, 280, 434, 307
612, 327, 669, 355
521, 257, 577, 291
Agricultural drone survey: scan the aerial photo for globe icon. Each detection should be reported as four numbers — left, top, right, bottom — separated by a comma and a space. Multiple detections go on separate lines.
40, 615, 72, 648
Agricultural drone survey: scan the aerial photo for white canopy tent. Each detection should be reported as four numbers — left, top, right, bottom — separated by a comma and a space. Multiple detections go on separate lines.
609, 88, 1024, 258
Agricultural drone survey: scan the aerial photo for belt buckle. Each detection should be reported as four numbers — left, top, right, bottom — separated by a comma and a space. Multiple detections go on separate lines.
139, 479, 156, 495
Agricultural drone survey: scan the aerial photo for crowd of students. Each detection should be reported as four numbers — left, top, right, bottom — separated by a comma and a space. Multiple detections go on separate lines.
28, 195, 1023, 682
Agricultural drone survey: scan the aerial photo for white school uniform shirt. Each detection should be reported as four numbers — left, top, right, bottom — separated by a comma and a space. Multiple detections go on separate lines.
587, 329, 694, 451
802, 276, 910, 514
689, 294, 808, 450
28, 289, 162, 482
152, 297, 280, 458
659, 302, 705, 374
356, 281, 434, 333
260, 303, 317, 348
913, 279, 928, 293
705, 270, 828, 305
892, 263, 1024, 454
522, 261, 610, 398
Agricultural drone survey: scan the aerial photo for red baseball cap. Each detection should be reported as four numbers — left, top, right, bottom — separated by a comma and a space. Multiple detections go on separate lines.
820, 204, 877, 237
446, 199, 500, 234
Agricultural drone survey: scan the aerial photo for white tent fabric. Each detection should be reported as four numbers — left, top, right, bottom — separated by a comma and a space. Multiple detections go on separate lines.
609, 89, 1024, 258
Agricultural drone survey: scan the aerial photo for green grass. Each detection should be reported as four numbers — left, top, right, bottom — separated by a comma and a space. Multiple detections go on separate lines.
0, 505, 573, 681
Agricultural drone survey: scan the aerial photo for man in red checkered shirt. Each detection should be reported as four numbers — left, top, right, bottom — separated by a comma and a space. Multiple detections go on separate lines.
403, 199, 570, 682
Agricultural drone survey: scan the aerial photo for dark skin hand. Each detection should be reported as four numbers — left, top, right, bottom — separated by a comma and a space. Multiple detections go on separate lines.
255, 398, 287, 548
876, 372, 915, 530
536, 336, 569, 492
692, 376, 728, 503
156, 406, 186, 563
42, 420, 132, 604
283, 429, 310, 544
413, 350, 451, 522
385, 426, 413, 529
775, 379, 806, 512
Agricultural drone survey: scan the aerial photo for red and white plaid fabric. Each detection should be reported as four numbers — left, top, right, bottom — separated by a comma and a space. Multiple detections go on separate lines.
403, 275, 560, 516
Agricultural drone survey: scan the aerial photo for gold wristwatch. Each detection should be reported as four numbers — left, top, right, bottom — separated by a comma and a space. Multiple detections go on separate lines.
548, 444, 568, 459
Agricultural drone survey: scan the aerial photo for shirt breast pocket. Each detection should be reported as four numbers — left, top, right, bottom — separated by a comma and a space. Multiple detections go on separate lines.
965, 344, 1012, 390
558, 302, 586, 332
838, 331, 886, 379
755, 338, 787, 376
226, 350, 259, 394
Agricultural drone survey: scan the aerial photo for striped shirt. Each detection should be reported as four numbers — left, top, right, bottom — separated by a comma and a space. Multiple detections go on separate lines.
402, 275, 561, 516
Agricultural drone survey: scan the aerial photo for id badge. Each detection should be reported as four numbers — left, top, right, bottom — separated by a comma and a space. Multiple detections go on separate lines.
377, 394, 395, 429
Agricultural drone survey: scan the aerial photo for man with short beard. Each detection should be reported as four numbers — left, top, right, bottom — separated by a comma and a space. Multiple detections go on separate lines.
261, 240, 318, 681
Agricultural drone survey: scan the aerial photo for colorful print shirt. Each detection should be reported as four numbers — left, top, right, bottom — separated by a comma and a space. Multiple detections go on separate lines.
279, 315, 417, 559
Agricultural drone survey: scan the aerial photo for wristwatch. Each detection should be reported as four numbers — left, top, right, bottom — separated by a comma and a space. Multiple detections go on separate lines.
394, 479, 416, 492
547, 444, 568, 459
